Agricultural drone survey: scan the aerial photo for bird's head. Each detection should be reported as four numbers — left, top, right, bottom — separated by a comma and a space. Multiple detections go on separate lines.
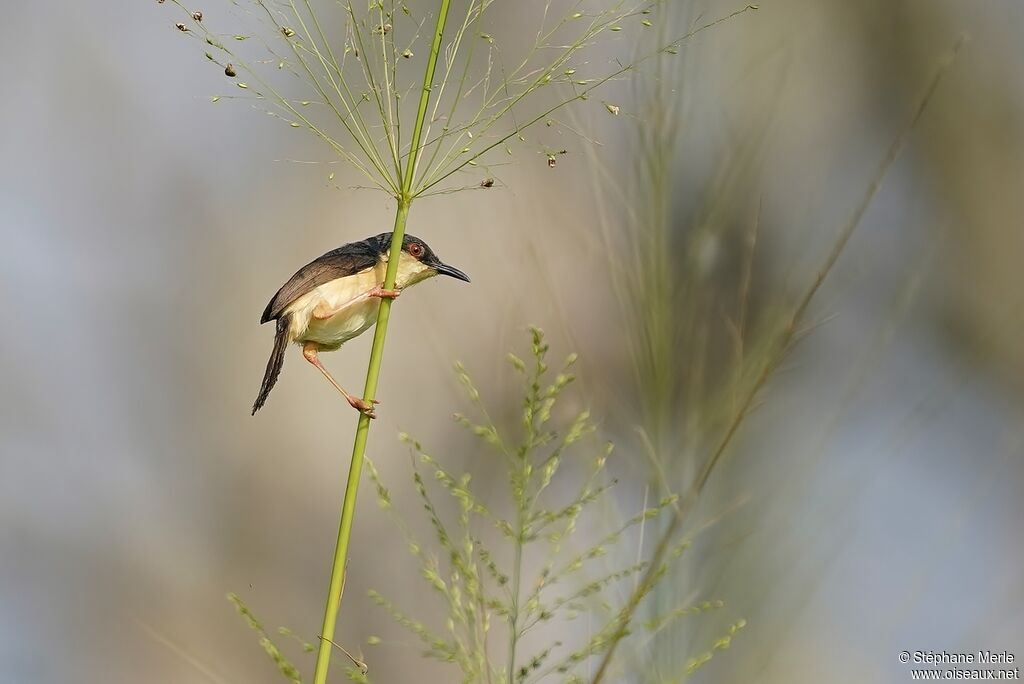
374, 232, 471, 288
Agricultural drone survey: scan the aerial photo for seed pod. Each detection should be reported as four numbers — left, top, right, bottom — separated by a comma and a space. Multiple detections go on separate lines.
175, 22, 189, 32
224, 63, 237, 77
192, 10, 203, 21
480, 178, 494, 188
281, 26, 295, 37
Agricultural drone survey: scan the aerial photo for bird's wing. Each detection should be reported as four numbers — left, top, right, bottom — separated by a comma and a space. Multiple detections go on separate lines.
260, 238, 380, 323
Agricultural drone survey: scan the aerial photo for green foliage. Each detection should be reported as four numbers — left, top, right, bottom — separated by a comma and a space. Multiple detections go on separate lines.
575, 14, 963, 682
364, 329, 737, 683
682, 618, 746, 676
227, 593, 306, 684
228, 595, 373, 683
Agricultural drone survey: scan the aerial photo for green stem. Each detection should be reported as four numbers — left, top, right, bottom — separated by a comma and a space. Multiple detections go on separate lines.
507, 378, 539, 684
506, 501, 524, 684
311, 3, 452, 683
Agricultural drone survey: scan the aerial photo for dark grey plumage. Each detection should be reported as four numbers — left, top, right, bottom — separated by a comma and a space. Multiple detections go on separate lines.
260, 235, 382, 324
252, 314, 292, 414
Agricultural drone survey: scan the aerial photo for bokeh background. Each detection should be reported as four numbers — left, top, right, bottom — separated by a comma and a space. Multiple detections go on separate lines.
2, 1, 1023, 683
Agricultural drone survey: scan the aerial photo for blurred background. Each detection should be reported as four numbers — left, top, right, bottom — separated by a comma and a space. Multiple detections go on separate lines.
2, 1, 1022, 683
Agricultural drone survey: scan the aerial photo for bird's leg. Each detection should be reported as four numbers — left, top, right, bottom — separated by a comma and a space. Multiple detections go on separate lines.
312, 294, 368, 320
368, 283, 401, 299
302, 343, 378, 418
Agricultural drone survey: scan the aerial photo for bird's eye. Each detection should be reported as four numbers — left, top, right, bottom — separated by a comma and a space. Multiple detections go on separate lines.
409, 242, 424, 258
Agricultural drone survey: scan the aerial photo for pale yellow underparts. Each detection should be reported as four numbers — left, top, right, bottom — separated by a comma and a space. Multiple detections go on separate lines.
283, 251, 435, 351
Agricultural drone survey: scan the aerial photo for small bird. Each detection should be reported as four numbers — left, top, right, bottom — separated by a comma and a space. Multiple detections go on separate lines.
252, 232, 470, 417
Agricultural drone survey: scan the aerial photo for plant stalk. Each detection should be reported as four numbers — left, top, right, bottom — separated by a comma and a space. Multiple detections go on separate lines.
311, 3, 452, 683
506, 487, 525, 684
587, 35, 962, 684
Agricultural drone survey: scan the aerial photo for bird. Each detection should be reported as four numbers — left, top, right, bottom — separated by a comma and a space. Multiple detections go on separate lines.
251, 232, 470, 417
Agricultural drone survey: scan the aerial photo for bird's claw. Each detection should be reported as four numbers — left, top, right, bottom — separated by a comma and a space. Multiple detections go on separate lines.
347, 396, 380, 419
369, 284, 401, 299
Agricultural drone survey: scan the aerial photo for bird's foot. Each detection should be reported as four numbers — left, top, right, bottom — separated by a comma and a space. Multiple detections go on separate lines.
347, 396, 380, 419
369, 284, 401, 299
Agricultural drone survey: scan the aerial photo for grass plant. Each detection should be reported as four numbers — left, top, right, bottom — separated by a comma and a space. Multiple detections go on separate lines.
363, 328, 693, 684
577, 21, 965, 681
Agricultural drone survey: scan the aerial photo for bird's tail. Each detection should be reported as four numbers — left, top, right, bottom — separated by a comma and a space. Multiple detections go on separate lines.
252, 315, 291, 415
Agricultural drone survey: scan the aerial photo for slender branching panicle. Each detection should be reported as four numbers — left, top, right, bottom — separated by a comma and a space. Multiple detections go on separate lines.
163, 0, 758, 199
580, 32, 964, 684
362, 329, 740, 683
575, 7, 780, 677
227, 593, 307, 684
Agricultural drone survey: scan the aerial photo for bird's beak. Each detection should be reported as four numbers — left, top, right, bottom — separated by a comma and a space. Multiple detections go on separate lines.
434, 262, 471, 283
